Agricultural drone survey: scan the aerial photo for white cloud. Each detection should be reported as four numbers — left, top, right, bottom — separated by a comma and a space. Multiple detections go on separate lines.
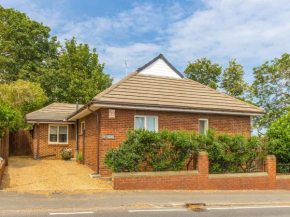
2, 0, 290, 83
166, 0, 290, 81
100, 43, 162, 82
0, 0, 67, 30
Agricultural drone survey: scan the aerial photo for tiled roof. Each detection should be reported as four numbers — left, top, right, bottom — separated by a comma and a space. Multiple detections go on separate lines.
25, 103, 81, 122
93, 72, 264, 114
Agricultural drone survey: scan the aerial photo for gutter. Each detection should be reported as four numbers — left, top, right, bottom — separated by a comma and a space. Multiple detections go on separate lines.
92, 102, 264, 117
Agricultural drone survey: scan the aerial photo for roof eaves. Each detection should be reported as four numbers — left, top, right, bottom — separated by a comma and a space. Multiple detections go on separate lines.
92, 100, 265, 115
136, 54, 184, 78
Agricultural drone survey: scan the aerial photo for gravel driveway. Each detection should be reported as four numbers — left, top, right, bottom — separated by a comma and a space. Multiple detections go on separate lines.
1, 156, 112, 193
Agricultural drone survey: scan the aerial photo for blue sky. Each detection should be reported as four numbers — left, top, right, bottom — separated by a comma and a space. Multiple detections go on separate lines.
1, 0, 290, 83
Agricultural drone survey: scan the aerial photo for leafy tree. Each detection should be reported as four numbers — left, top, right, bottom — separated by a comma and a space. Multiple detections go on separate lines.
252, 53, 290, 132
266, 113, 290, 163
184, 58, 222, 89
0, 80, 47, 127
43, 38, 113, 104
0, 6, 59, 83
221, 59, 249, 100
0, 100, 21, 136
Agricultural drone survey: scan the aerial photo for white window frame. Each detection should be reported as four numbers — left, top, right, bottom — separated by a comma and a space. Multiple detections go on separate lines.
134, 115, 159, 132
81, 121, 85, 133
198, 119, 209, 135
48, 124, 69, 144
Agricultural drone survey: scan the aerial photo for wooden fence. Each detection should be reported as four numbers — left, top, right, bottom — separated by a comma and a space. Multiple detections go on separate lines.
9, 130, 32, 156
0, 131, 9, 166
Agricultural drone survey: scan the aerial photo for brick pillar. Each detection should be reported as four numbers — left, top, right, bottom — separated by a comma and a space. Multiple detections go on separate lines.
197, 151, 209, 189
266, 155, 276, 189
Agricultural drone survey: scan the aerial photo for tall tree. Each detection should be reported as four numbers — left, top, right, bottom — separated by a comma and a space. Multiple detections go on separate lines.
221, 59, 249, 100
0, 80, 47, 116
0, 100, 21, 136
252, 53, 290, 133
0, 80, 47, 128
43, 38, 113, 104
184, 58, 222, 89
0, 6, 59, 83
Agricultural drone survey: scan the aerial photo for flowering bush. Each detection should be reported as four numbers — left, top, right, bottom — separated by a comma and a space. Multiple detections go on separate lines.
61, 148, 72, 160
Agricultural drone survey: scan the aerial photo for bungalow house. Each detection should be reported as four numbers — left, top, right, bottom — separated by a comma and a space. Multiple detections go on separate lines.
25, 54, 264, 176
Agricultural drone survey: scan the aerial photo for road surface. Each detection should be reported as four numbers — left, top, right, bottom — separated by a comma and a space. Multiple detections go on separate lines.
2, 206, 290, 217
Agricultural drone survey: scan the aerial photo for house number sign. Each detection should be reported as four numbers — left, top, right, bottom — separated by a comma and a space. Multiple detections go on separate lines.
102, 135, 115, 140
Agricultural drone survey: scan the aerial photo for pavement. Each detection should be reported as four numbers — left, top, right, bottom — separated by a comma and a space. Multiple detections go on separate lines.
1, 190, 290, 211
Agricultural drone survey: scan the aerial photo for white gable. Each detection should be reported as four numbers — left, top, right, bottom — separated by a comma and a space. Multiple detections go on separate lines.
138, 58, 182, 79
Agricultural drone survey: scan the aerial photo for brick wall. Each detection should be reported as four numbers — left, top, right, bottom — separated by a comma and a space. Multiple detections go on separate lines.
276, 176, 290, 190
32, 124, 75, 159
83, 113, 98, 171
98, 108, 251, 176
113, 152, 287, 190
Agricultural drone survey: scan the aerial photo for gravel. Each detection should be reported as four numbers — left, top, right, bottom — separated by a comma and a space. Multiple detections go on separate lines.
1, 156, 112, 193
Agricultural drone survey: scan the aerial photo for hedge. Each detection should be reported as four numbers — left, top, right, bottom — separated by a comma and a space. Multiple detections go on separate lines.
105, 129, 266, 173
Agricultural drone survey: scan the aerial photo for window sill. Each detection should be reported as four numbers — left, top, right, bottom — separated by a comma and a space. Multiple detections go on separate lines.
48, 143, 69, 146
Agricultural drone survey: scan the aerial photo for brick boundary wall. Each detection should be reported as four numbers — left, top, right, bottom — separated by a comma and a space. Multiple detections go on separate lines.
113, 152, 290, 190
0, 160, 6, 187
276, 175, 290, 190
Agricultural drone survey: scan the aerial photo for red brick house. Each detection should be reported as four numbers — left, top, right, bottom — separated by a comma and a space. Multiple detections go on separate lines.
26, 54, 264, 176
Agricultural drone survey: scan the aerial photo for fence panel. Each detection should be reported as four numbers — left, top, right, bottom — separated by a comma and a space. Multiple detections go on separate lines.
9, 130, 32, 156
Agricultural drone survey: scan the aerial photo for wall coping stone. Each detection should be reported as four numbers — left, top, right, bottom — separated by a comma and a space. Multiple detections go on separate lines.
267, 155, 276, 159
276, 175, 290, 180
199, 151, 208, 155
209, 172, 268, 179
113, 170, 198, 178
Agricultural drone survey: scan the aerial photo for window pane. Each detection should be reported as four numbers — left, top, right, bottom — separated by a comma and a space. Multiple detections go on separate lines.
81, 123, 85, 133
59, 126, 67, 143
135, 117, 145, 130
146, 117, 156, 131
199, 120, 206, 134
49, 126, 58, 142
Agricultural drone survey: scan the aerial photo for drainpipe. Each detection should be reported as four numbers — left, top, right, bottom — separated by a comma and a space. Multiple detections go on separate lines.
88, 106, 100, 175
75, 101, 79, 156
36, 123, 40, 160
75, 119, 79, 156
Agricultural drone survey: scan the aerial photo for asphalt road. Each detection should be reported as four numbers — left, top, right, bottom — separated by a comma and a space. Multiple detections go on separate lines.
2, 207, 290, 217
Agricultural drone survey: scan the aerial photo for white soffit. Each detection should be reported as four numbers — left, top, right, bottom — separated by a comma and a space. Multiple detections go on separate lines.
138, 58, 182, 79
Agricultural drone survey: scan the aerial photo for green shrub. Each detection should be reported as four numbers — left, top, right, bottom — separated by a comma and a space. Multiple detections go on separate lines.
104, 129, 265, 173
207, 134, 266, 173
76, 153, 83, 161
266, 113, 290, 163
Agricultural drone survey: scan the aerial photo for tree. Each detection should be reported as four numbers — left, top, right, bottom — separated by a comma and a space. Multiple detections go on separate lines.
266, 113, 290, 163
184, 58, 222, 89
0, 80, 47, 128
0, 6, 59, 83
43, 38, 113, 104
221, 59, 249, 100
0, 101, 21, 136
252, 53, 290, 132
